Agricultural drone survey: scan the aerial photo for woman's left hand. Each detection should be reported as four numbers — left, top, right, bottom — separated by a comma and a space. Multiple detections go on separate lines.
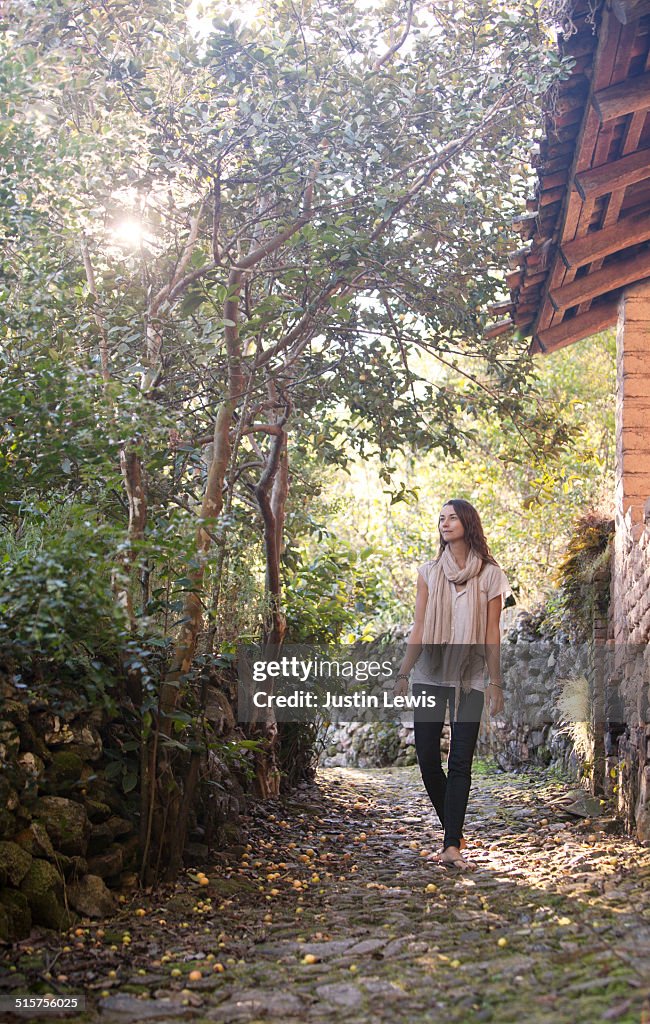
487, 682, 504, 716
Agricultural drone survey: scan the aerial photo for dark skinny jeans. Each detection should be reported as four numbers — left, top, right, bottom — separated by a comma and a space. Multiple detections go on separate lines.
412, 683, 484, 851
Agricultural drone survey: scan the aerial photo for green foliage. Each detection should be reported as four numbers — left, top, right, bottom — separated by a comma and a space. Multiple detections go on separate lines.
0, 501, 126, 665
277, 721, 319, 790
282, 534, 400, 643
328, 330, 616, 616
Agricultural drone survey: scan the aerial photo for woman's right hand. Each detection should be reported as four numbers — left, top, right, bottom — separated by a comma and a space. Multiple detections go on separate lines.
393, 676, 409, 698
487, 682, 504, 716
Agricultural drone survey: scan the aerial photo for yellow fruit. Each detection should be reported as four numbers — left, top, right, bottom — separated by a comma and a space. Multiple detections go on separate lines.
302, 953, 318, 964
188, 970, 202, 981
425, 883, 437, 893
171, 968, 182, 977
213, 963, 225, 972
135, 909, 146, 917
497, 937, 508, 948
199, 877, 210, 886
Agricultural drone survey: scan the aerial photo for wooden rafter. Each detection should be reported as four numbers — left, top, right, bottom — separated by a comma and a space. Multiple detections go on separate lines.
611, 0, 650, 24
575, 147, 650, 199
533, 298, 619, 353
560, 209, 650, 267
550, 245, 650, 311
593, 69, 650, 122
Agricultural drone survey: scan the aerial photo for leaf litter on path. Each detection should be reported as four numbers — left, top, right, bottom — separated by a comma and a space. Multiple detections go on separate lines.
2, 761, 650, 1023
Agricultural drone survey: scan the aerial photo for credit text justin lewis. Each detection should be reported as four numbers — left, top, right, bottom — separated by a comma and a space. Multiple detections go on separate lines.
252, 691, 437, 708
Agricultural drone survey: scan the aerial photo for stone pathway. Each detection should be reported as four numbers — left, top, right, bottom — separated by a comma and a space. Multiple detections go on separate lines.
2, 762, 650, 1023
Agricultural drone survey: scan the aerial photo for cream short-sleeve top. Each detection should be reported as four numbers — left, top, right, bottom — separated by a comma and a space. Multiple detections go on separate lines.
411, 559, 509, 692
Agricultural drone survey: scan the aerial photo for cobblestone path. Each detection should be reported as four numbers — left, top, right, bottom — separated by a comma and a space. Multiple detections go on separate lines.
3, 762, 650, 1023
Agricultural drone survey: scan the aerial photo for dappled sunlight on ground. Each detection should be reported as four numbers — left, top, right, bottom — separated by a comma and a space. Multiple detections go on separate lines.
2, 761, 649, 1023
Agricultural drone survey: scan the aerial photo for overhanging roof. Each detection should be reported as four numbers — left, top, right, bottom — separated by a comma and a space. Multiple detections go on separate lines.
488, 0, 650, 354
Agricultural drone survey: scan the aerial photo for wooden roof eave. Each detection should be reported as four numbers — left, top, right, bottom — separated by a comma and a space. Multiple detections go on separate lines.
486, 0, 650, 355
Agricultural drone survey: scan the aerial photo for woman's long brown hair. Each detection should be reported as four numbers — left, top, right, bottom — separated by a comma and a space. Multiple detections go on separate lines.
437, 498, 497, 565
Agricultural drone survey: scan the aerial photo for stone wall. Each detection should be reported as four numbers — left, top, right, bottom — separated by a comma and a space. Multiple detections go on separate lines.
607, 499, 650, 841
0, 661, 249, 940
0, 686, 135, 940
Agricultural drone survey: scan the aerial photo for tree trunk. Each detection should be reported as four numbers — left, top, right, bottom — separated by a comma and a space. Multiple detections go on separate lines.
142, 214, 309, 883
248, 404, 291, 799
255, 414, 289, 647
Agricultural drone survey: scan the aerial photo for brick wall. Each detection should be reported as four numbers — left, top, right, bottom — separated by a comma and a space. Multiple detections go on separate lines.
607, 280, 650, 841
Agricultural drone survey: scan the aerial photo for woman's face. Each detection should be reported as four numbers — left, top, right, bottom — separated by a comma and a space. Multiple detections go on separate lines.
439, 504, 465, 544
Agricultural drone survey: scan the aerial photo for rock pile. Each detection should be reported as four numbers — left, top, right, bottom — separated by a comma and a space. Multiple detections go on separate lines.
0, 659, 256, 941
0, 693, 134, 940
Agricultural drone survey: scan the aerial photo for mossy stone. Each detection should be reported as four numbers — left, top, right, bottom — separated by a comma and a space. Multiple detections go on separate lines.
83, 779, 127, 815
0, 719, 20, 760
0, 809, 17, 843
50, 750, 84, 783
20, 858, 74, 930
54, 853, 88, 880
87, 845, 123, 879
0, 888, 32, 939
0, 841, 33, 887
14, 822, 56, 860
67, 874, 117, 918
34, 796, 90, 856
0, 902, 9, 942
209, 875, 258, 895
88, 822, 114, 856
84, 799, 112, 824
17, 752, 46, 780
2, 700, 29, 724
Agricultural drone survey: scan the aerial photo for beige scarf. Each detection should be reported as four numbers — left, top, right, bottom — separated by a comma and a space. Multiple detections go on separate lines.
421, 546, 488, 714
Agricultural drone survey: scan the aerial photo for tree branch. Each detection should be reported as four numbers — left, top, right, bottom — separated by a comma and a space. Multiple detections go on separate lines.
373, 0, 415, 71
80, 235, 110, 383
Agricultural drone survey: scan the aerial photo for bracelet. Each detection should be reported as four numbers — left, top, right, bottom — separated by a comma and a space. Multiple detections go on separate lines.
396, 673, 409, 681
489, 682, 503, 689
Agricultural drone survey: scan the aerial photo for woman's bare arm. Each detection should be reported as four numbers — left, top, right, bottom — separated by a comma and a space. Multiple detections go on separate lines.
394, 573, 428, 689
485, 594, 503, 712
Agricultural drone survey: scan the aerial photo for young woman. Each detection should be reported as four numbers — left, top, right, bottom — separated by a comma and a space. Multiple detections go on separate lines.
394, 499, 510, 870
